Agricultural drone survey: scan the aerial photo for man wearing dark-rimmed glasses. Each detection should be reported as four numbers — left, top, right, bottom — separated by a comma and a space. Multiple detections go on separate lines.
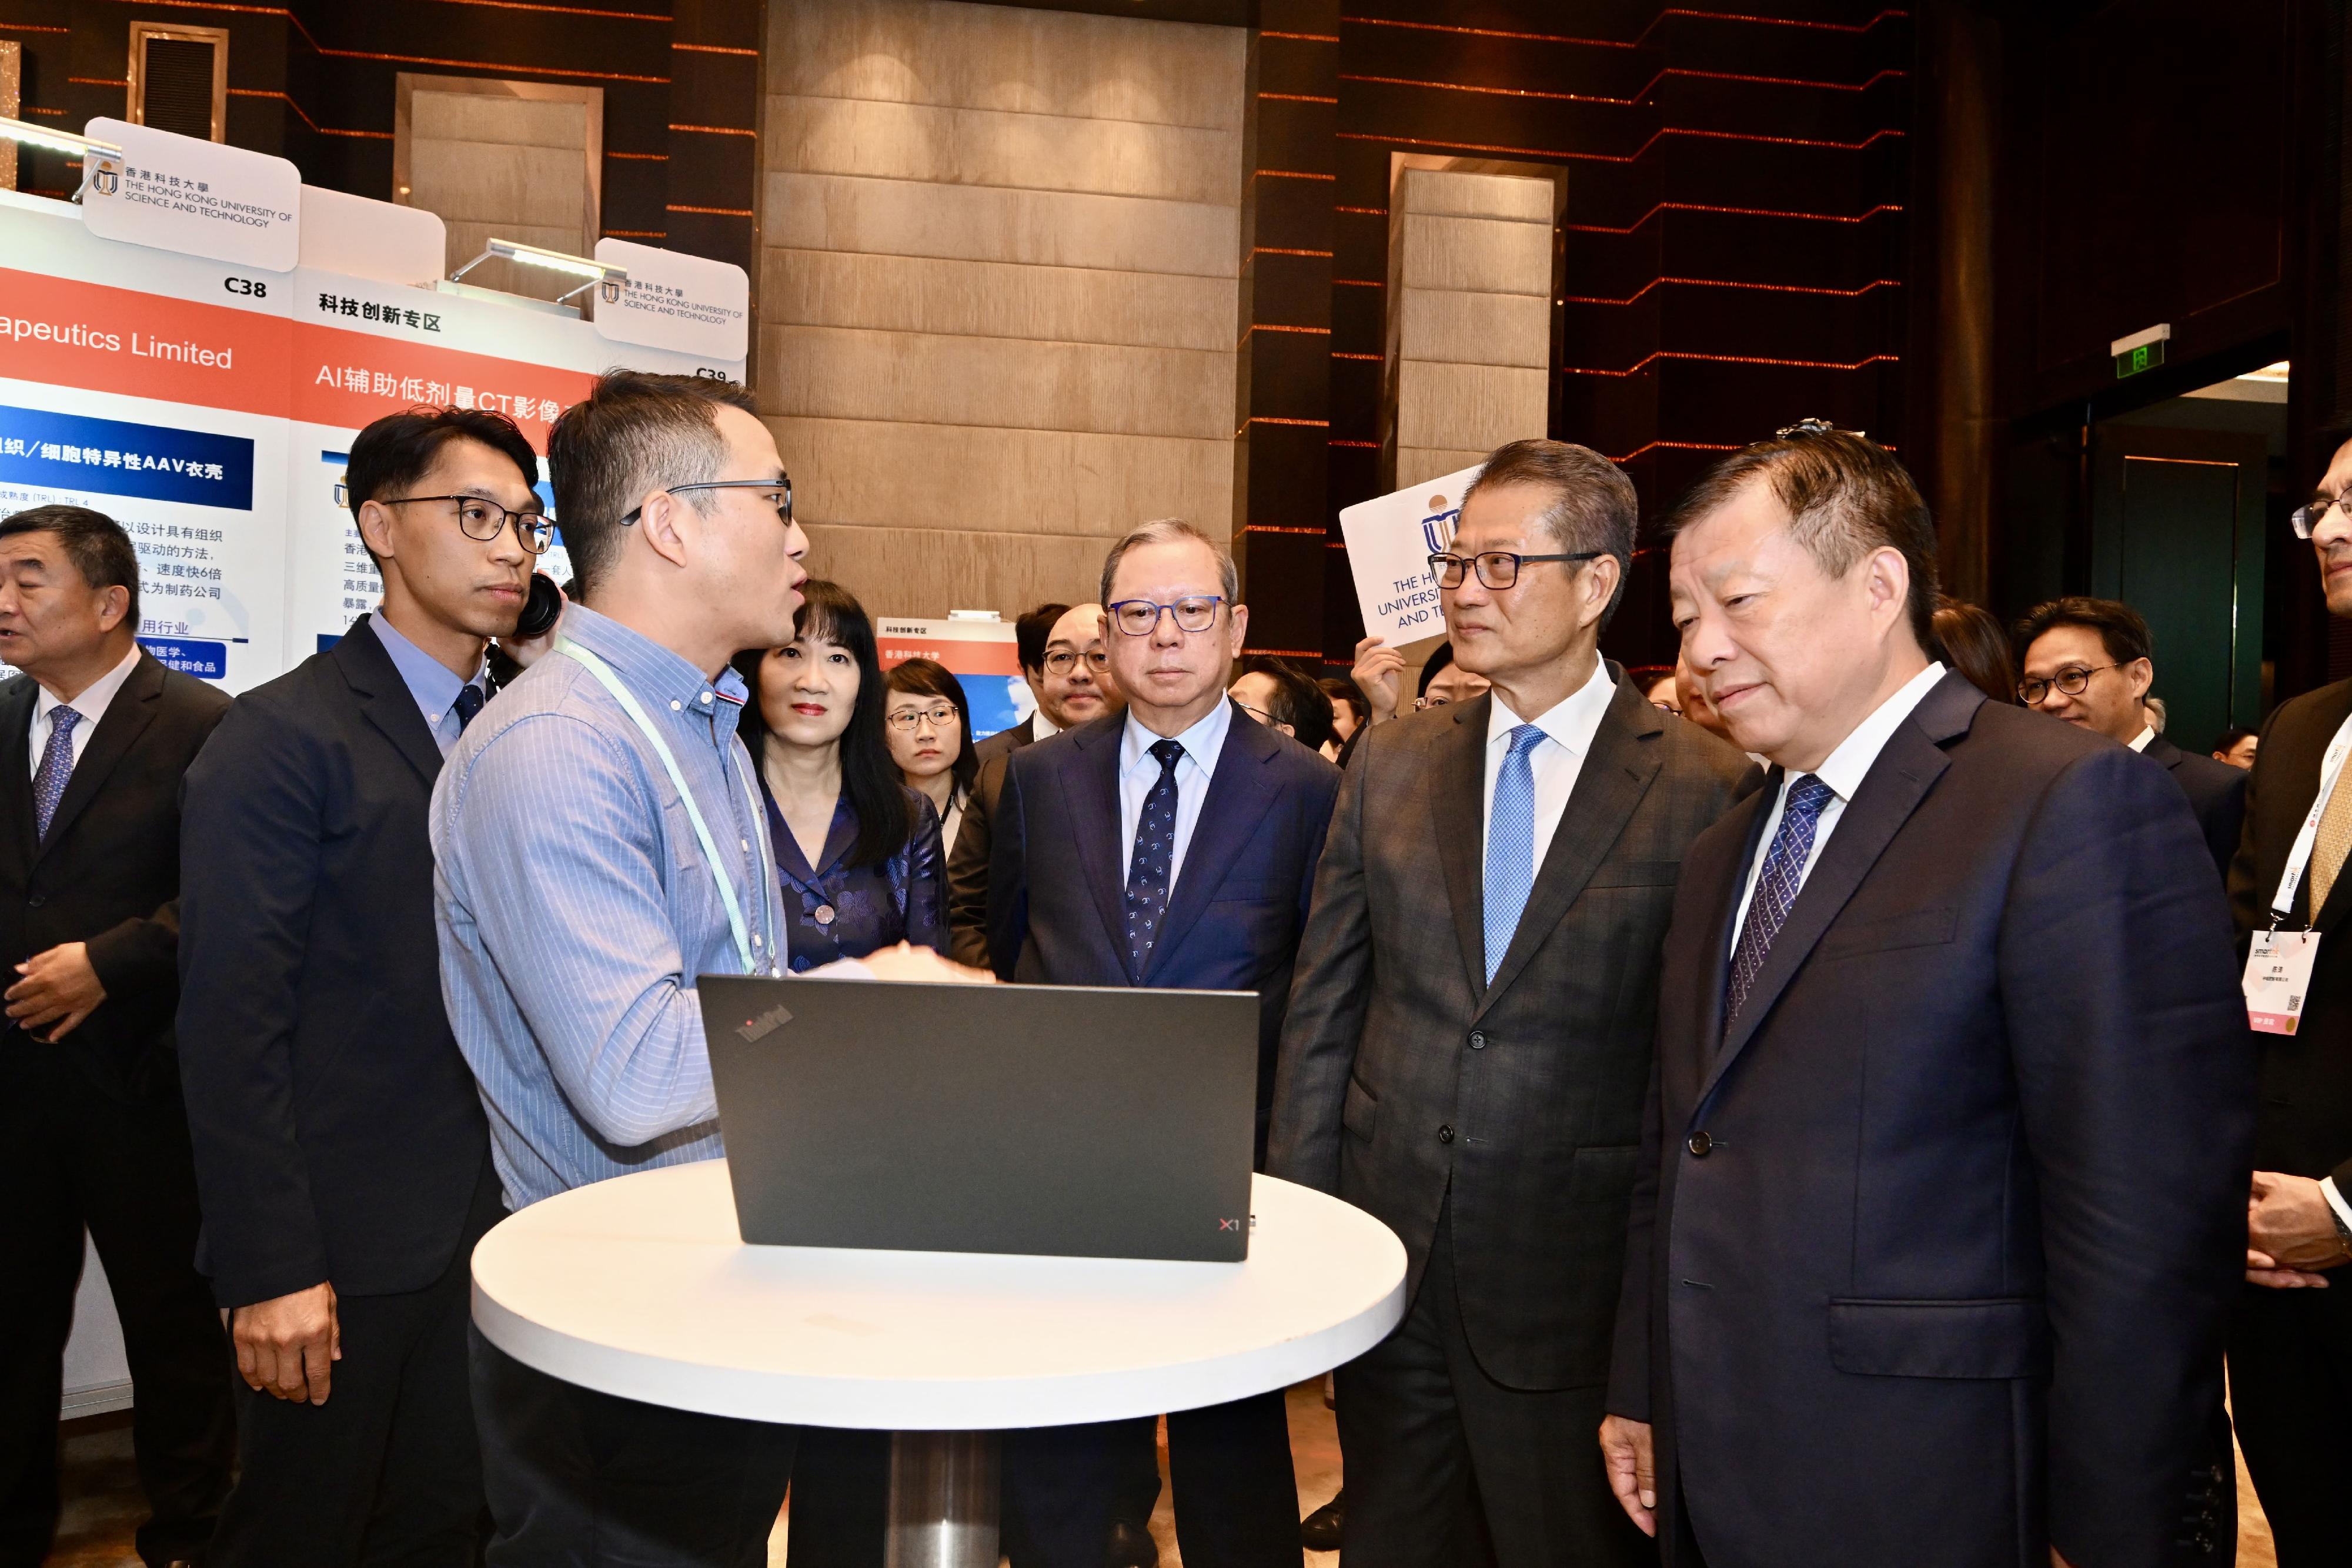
179, 404, 554, 1565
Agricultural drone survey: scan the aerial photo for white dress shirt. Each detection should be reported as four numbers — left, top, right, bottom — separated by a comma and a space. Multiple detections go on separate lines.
2128, 724, 2155, 753
28, 643, 141, 779
1119, 699, 1232, 892
1480, 656, 1618, 871
1032, 708, 1061, 742
1728, 662, 1948, 948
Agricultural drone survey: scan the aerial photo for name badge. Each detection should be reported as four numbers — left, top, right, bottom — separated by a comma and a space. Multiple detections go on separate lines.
2244, 930, 2321, 1035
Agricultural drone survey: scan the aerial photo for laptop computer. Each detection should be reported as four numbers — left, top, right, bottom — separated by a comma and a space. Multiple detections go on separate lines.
700, 975, 1259, 1262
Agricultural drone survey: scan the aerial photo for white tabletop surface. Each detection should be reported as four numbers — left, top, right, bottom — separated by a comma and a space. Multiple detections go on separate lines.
472, 1159, 1408, 1429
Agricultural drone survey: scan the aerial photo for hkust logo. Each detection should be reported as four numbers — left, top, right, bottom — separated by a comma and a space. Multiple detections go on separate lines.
1421, 493, 1461, 556
736, 1004, 793, 1043
91, 156, 120, 198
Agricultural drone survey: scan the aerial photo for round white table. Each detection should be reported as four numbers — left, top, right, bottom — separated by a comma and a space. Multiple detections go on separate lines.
472, 1159, 1406, 1567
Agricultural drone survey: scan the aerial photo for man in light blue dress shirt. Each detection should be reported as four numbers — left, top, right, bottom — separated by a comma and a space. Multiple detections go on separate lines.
431, 371, 809, 1566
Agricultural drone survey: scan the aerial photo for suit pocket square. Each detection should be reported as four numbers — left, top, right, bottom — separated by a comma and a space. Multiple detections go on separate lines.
1826, 1297, 2049, 1380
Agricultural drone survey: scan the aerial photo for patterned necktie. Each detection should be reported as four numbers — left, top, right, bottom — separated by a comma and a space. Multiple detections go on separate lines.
33, 706, 81, 842
1124, 738, 1187, 978
1724, 773, 1837, 1029
453, 683, 485, 733
2310, 762, 2352, 914
1483, 724, 1548, 984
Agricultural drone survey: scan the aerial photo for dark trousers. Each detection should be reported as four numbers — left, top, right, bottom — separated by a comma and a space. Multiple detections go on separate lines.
1333, 1206, 1652, 1568
209, 1155, 506, 1567
782, 1429, 888, 1568
1003, 1393, 1298, 1568
2230, 1281, 2352, 1566
0, 1050, 233, 1568
470, 1325, 796, 1567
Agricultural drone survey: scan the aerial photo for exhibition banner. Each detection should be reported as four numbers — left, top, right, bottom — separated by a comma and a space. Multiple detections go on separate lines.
876, 617, 1025, 741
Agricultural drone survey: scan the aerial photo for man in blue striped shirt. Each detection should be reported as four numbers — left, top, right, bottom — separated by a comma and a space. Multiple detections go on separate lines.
431, 370, 808, 1566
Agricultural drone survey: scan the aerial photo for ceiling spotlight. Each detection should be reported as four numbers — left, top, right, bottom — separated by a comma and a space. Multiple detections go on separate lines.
450, 238, 628, 303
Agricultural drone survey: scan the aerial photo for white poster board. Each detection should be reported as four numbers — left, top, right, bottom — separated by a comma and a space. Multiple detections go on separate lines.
1338, 463, 1482, 646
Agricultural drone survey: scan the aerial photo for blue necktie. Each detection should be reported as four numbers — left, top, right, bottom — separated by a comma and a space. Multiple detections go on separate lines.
1124, 738, 1186, 979
453, 683, 485, 733
33, 707, 81, 842
1724, 773, 1836, 1028
1483, 724, 1547, 984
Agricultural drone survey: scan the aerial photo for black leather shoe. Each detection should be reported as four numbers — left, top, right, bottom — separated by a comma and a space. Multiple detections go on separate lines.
1301, 1489, 1345, 1551
1106, 1517, 1158, 1568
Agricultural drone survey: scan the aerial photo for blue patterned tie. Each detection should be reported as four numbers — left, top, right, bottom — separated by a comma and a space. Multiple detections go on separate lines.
1124, 738, 1187, 978
1724, 773, 1836, 1028
453, 683, 485, 732
1483, 724, 1547, 984
32, 706, 81, 842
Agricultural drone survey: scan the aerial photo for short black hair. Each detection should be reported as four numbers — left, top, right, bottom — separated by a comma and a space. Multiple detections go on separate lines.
1238, 655, 1335, 751
2013, 596, 2153, 668
2213, 724, 2257, 753
345, 406, 539, 570
1460, 438, 1640, 628
548, 370, 760, 596
0, 504, 140, 628
1318, 674, 1370, 724
885, 656, 979, 797
1014, 603, 1071, 676
1418, 640, 1455, 698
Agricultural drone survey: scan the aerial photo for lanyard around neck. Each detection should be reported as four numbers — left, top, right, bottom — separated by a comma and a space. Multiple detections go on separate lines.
2268, 706, 2352, 931
554, 638, 770, 975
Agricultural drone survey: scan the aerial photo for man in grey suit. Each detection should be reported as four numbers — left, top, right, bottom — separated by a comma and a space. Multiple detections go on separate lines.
1269, 439, 1749, 1567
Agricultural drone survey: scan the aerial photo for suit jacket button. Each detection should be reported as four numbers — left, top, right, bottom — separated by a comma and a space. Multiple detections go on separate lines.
1468, 1031, 1486, 1049
1438, 1125, 1455, 1144
1688, 1132, 1713, 1157
25, 893, 42, 908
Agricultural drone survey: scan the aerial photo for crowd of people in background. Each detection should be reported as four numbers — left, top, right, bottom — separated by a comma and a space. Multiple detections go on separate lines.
3, 375, 2349, 1568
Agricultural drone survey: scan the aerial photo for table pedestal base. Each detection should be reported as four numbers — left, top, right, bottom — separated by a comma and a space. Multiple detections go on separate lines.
884, 1430, 1000, 1568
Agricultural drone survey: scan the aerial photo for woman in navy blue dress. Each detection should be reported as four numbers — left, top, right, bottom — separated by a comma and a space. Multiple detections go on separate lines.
731, 580, 944, 1568
734, 580, 945, 975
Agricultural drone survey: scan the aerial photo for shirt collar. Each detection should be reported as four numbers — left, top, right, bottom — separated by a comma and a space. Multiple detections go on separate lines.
1121, 697, 1233, 776
34, 642, 142, 726
2127, 724, 2156, 753
1809, 661, 1949, 803
560, 602, 747, 719
1032, 707, 1060, 740
370, 610, 483, 724
1486, 654, 1615, 757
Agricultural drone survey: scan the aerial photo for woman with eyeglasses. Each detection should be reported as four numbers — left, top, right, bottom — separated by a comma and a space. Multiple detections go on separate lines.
881, 657, 977, 857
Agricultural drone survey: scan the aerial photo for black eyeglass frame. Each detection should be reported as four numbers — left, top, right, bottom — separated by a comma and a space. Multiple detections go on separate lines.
2016, 663, 2122, 707
383, 494, 555, 555
883, 705, 961, 734
2291, 495, 2344, 540
1040, 648, 1112, 675
1426, 549, 1603, 590
620, 476, 794, 527
1107, 596, 1229, 637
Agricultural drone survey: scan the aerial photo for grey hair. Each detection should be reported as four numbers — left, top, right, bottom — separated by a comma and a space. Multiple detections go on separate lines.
1459, 439, 1639, 629
1098, 517, 1240, 608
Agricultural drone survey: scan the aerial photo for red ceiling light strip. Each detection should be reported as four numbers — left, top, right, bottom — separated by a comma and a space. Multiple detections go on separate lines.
1332, 351, 1382, 360
1563, 350, 1902, 377
0, 21, 71, 32
315, 46, 667, 83
1248, 417, 1332, 426
84, 0, 323, 54
1565, 200, 1903, 233
1334, 125, 1903, 164
604, 228, 667, 239
1635, 7, 1910, 45
673, 42, 759, 55
610, 150, 669, 161
1341, 15, 1633, 50
1331, 439, 1381, 448
229, 87, 395, 139
1609, 439, 1741, 462
1242, 526, 1328, 536
1246, 323, 1332, 334
430, 0, 664, 18
1260, 92, 1339, 103
1261, 29, 1340, 42
68, 78, 130, 88
667, 203, 753, 216
1338, 63, 1906, 106
1254, 246, 1334, 258
1561, 276, 1903, 306
1334, 278, 1384, 287
22, 107, 67, 117
671, 123, 755, 136
1335, 205, 1385, 215
1255, 169, 1337, 181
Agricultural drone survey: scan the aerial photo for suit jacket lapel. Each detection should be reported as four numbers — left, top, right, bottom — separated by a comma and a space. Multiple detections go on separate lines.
0, 679, 38, 871
1431, 696, 1494, 998
1698, 677, 1973, 1105
1475, 675, 1663, 1019
34, 654, 163, 862
1143, 703, 1284, 982
336, 617, 447, 790
1059, 716, 1136, 980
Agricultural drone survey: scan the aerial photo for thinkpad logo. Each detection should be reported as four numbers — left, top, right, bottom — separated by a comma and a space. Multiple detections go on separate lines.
736, 1004, 793, 1043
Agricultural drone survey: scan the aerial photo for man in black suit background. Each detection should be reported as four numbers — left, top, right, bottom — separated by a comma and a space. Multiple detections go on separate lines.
0, 504, 233, 1568
2223, 425, 2352, 1563
1603, 429, 2249, 1566
177, 407, 549, 1564
989, 519, 1339, 1568
1269, 440, 1748, 1567
2016, 595, 2247, 874
973, 600, 1071, 765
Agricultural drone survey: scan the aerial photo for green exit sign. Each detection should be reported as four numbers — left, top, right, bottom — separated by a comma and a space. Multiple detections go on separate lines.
2116, 339, 2166, 379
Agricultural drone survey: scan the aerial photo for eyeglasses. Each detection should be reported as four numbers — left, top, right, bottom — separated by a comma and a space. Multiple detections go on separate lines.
884, 705, 960, 734
1414, 693, 1455, 711
1427, 550, 1602, 590
620, 475, 794, 527
2016, 663, 2120, 707
385, 494, 554, 554
1109, 596, 1225, 636
2292, 495, 2344, 539
1234, 699, 1275, 726
1042, 648, 1111, 676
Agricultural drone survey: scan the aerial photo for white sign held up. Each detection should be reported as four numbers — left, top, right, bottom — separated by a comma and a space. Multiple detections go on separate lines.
1338, 464, 1484, 646
81, 118, 300, 273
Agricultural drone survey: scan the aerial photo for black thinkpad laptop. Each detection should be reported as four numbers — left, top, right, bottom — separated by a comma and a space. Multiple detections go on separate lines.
700, 975, 1259, 1262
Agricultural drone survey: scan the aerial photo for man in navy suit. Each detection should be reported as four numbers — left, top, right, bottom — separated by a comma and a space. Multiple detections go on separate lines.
988, 517, 1340, 1568
1601, 429, 2250, 1566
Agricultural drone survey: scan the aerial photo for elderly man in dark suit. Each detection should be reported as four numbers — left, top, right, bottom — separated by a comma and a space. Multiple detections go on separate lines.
990, 519, 1339, 1568
0, 504, 234, 1568
1603, 429, 2250, 1567
2015, 594, 2247, 874
178, 407, 548, 1565
1269, 440, 1746, 1567
2223, 426, 2352, 1563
